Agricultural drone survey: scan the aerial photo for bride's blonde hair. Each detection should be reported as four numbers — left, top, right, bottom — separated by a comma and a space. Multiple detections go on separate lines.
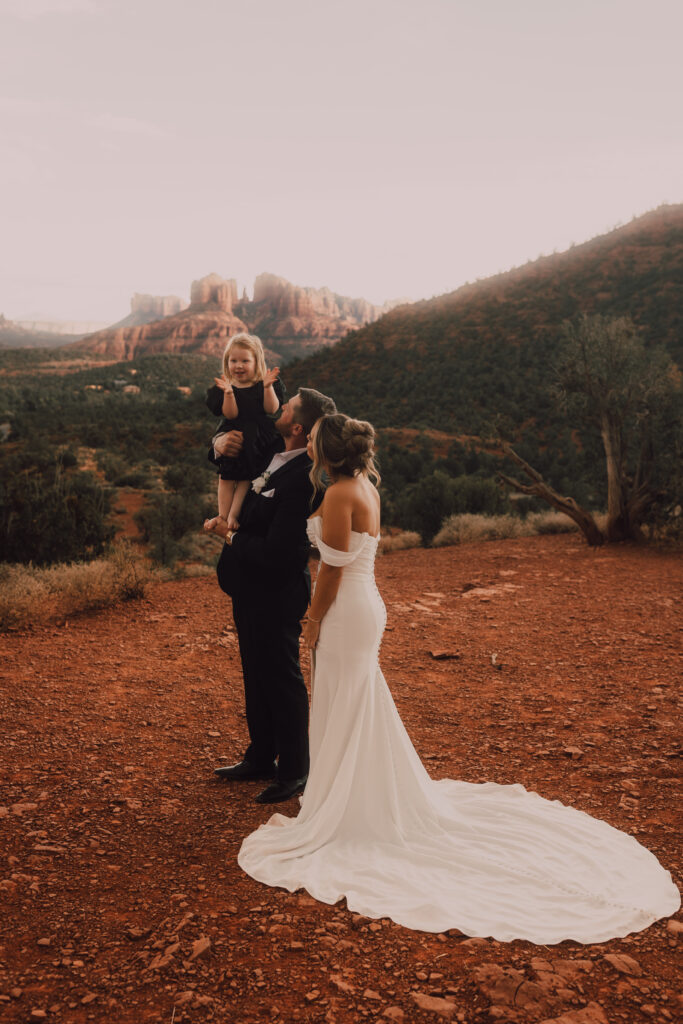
222, 332, 268, 383
310, 413, 381, 495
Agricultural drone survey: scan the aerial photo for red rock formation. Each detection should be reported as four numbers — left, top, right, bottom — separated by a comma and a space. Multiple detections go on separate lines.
242, 273, 404, 358
108, 293, 187, 332
75, 273, 407, 363
190, 274, 238, 312
131, 293, 185, 319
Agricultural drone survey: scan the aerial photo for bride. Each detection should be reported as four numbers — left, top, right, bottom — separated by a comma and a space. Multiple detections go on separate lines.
238, 414, 680, 942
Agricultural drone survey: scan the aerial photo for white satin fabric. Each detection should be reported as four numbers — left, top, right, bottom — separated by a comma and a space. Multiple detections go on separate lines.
237, 519, 680, 941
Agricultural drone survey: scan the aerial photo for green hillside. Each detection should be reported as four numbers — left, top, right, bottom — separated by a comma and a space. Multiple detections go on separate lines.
2, 207, 681, 564
283, 205, 683, 436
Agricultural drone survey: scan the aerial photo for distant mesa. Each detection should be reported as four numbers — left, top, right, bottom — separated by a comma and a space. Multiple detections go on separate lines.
109, 293, 187, 330
73, 275, 248, 362
73, 273, 406, 363
190, 273, 237, 312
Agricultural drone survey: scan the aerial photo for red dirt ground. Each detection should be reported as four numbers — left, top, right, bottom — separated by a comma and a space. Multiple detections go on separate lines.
1, 534, 681, 1024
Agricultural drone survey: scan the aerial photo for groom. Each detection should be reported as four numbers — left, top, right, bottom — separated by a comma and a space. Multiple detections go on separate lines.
205, 387, 336, 803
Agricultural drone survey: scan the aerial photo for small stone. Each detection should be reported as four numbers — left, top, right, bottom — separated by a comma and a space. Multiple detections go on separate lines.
330, 974, 355, 994
175, 991, 194, 1007
364, 988, 381, 1000
603, 953, 643, 977
305, 990, 320, 1002
429, 650, 460, 661
37, 937, 52, 947
10, 988, 22, 999
81, 993, 97, 1005
30, 1012, 48, 1022
563, 747, 583, 759
207, 730, 221, 737
460, 937, 488, 949
190, 936, 211, 960
665, 920, 683, 935
537, 1002, 608, 1024
11, 802, 38, 815
411, 992, 457, 1019
383, 1009, 405, 1022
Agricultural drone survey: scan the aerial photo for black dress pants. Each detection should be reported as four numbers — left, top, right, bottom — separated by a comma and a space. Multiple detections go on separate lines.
231, 583, 310, 781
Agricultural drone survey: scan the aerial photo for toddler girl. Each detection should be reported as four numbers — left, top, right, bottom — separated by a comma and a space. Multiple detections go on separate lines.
205, 332, 284, 530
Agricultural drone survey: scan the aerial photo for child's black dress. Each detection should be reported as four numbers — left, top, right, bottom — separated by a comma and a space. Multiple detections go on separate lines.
206, 379, 286, 480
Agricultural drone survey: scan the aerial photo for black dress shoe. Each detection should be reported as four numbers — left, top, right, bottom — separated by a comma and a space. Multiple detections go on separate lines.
254, 776, 308, 804
214, 760, 276, 781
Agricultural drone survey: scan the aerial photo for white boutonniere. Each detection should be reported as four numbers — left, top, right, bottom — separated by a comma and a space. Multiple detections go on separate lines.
252, 470, 272, 494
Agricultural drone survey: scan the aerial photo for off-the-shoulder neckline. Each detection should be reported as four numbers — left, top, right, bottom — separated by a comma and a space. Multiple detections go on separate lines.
307, 517, 380, 541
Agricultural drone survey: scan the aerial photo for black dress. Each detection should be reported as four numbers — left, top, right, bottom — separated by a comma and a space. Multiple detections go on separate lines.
206, 379, 286, 480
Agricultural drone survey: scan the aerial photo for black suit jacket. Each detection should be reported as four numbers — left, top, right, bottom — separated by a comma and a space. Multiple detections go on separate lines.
217, 450, 317, 605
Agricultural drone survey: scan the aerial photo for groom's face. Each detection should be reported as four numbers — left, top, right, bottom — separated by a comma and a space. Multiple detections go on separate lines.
276, 395, 303, 438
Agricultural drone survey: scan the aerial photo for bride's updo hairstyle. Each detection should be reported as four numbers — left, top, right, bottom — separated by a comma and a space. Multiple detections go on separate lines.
310, 413, 380, 495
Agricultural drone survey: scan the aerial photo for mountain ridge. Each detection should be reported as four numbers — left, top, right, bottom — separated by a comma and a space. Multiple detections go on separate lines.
282, 204, 683, 434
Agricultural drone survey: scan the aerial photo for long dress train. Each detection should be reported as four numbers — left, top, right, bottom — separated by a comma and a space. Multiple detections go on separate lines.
238, 520, 680, 942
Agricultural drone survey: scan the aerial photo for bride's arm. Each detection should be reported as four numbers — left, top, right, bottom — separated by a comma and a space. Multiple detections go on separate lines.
303, 484, 351, 646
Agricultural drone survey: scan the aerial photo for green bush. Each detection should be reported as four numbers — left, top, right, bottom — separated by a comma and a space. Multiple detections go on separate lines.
0, 448, 114, 566
394, 471, 510, 543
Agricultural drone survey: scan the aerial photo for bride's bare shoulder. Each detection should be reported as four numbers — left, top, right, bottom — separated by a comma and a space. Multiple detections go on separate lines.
322, 478, 354, 505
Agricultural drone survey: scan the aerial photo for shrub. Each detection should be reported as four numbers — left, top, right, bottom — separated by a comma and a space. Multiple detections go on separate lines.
394, 472, 510, 543
378, 530, 422, 554
0, 450, 114, 565
431, 511, 578, 547
0, 542, 151, 630
526, 510, 580, 535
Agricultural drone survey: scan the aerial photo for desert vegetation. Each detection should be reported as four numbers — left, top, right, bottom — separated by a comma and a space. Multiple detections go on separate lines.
0, 542, 150, 630
432, 510, 579, 547
1, 209, 681, 594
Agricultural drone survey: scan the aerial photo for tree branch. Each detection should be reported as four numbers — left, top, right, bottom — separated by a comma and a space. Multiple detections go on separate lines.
499, 444, 605, 547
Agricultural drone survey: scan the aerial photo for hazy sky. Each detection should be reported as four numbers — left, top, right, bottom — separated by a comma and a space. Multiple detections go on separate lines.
1, 0, 681, 323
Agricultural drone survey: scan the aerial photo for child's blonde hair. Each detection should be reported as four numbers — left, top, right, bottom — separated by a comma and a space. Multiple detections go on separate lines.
222, 332, 267, 383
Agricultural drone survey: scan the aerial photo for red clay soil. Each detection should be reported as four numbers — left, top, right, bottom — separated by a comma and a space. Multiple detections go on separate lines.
111, 490, 146, 541
1, 534, 681, 1024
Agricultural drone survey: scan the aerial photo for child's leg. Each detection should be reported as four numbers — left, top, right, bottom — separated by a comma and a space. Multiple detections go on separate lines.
218, 477, 236, 521
227, 479, 250, 530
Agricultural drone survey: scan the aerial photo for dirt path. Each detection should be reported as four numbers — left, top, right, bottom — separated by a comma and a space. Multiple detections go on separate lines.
1, 534, 681, 1024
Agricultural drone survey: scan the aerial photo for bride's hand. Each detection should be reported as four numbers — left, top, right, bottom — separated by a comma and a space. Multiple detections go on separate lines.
302, 617, 320, 649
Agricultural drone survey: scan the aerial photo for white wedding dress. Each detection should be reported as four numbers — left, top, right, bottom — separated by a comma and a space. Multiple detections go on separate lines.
238, 520, 680, 942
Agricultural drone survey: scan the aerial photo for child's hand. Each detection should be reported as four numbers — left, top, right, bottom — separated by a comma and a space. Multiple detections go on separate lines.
214, 376, 233, 392
264, 366, 280, 388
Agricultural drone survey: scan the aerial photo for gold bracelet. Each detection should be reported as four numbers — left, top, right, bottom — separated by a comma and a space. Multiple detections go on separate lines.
308, 616, 321, 623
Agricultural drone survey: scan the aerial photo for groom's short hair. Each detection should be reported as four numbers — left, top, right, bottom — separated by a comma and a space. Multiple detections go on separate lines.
294, 388, 336, 434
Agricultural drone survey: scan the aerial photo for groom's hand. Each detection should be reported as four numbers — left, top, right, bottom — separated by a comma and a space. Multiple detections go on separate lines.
214, 430, 244, 458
